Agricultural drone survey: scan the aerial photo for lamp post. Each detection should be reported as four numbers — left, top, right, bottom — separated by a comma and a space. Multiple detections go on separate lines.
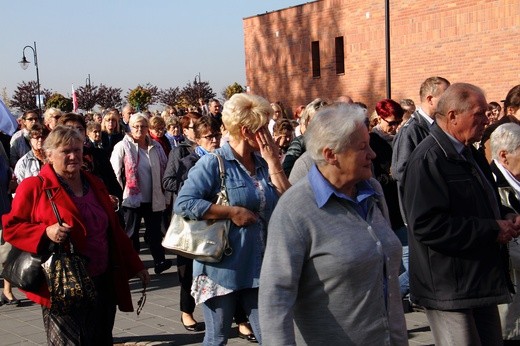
86, 74, 91, 88
19, 41, 42, 114
385, 0, 391, 98
85, 74, 92, 111
195, 72, 201, 99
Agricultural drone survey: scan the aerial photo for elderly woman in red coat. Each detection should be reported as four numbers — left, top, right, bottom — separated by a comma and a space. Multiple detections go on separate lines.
2, 125, 149, 345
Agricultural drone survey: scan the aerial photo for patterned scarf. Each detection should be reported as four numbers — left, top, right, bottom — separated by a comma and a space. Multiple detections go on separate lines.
122, 136, 141, 207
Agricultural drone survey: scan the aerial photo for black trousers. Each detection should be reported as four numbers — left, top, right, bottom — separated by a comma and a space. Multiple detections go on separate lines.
123, 203, 166, 265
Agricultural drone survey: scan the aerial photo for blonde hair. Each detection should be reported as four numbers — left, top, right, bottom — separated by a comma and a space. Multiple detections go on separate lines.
101, 109, 121, 133
222, 93, 272, 138
149, 116, 166, 130
43, 107, 63, 123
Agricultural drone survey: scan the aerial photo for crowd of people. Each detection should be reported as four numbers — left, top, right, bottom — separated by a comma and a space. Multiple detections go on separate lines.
0, 81, 520, 345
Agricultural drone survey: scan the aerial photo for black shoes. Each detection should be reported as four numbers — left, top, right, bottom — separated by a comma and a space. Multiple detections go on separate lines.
238, 331, 258, 343
181, 316, 205, 332
1, 293, 20, 306
154, 259, 172, 275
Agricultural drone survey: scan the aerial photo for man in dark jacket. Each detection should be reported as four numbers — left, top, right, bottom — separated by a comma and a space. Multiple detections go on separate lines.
402, 82, 520, 345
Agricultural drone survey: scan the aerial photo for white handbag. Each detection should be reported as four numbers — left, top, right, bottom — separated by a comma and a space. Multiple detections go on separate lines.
162, 153, 232, 263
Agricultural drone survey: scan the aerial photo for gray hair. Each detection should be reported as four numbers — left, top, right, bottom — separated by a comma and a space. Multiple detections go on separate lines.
305, 103, 367, 165
490, 123, 520, 160
129, 112, 150, 126
43, 125, 84, 157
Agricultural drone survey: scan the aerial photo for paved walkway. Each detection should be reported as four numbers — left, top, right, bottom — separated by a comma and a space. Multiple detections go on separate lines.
0, 241, 434, 345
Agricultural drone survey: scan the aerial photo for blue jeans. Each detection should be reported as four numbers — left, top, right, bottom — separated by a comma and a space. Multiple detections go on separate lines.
202, 288, 261, 346
395, 226, 409, 298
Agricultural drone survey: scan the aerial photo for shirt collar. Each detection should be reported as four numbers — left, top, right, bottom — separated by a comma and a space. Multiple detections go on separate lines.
444, 131, 466, 154
418, 107, 435, 125
308, 164, 378, 208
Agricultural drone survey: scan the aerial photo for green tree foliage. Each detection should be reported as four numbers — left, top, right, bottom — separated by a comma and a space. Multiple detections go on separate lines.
223, 82, 245, 100
46, 93, 73, 112
181, 79, 215, 108
76, 84, 99, 111
11, 81, 52, 111
158, 87, 181, 107
96, 84, 122, 110
127, 86, 152, 111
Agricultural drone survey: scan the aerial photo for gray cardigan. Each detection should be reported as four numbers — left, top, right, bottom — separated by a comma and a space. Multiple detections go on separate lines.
259, 176, 408, 346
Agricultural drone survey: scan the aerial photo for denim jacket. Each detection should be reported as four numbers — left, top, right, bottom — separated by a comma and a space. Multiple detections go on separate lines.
174, 143, 279, 291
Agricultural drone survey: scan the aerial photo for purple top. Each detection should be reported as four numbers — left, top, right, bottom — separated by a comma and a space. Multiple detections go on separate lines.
71, 188, 109, 277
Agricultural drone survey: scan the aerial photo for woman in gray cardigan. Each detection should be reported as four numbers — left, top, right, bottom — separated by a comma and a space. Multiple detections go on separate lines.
259, 103, 408, 345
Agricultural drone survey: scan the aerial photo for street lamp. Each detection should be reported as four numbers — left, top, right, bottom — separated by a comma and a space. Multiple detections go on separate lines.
194, 72, 202, 99
19, 41, 42, 114
85, 74, 92, 112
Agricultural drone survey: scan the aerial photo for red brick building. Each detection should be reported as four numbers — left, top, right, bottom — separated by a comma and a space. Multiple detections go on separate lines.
243, 0, 520, 115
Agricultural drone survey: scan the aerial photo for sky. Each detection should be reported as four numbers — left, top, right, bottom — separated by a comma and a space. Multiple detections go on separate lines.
0, 1, 305, 103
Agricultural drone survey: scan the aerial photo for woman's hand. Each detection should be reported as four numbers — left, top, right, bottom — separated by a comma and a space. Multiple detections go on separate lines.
136, 269, 150, 287
255, 126, 280, 164
46, 222, 72, 243
229, 206, 258, 226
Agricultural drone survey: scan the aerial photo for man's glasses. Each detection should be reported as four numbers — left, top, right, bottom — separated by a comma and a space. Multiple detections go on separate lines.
136, 286, 147, 315
201, 133, 222, 140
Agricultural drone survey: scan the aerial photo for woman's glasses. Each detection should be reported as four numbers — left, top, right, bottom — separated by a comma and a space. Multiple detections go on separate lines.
381, 118, 402, 127
200, 133, 222, 141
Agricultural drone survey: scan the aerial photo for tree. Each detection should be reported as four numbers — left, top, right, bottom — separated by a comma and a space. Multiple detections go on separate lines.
158, 87, 181, 107
127, 86, 153, 111
181, 79, 215, 107
76, 84, 99, 111
1, 88, 10, 107
96, 84, 122, 110
223, 82, 245, 100
11, 81, 52, 111
138, 83, 159, 105
46, 93, 73, 112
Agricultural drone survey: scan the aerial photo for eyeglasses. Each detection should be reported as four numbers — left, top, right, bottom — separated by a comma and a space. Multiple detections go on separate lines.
381, 118, 402, 126
132, 125, 148, 130
31, 134, 44, 140
200, 133, 222, 140
25, 117, 38, 121
151, 127, 166, 132
51, 116, 61, 120
136, 286, 147, 315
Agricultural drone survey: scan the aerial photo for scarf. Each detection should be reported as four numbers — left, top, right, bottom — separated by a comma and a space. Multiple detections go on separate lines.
195, 145, 210, 158
372, 125, 395, 146
122, 136, 142, 208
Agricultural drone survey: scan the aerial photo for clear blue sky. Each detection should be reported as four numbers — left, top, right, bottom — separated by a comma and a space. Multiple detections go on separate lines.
0, 1, 304, 101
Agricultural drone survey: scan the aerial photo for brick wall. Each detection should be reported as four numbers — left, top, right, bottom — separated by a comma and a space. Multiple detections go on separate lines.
243, 0, 520, 115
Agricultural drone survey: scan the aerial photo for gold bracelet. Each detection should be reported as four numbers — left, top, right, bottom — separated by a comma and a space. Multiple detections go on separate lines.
269, 169, 284, 176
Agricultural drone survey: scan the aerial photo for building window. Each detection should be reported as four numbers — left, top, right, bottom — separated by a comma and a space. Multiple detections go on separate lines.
335, 36, 345, 75
311, 41, 320, 78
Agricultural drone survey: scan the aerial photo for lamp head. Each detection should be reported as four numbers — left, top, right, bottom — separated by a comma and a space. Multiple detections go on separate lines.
19, 55, 30, 70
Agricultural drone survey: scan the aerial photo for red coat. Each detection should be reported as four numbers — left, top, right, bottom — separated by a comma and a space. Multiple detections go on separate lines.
2, 164, 144, 312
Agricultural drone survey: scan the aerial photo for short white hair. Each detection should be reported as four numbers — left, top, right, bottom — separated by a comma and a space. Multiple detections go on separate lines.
490, 123, 520, 160
305, 103, 367, 166
129, 112, 149, 126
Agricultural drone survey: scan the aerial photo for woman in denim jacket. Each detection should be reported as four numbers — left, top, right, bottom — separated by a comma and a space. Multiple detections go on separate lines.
174, 93, 291, 345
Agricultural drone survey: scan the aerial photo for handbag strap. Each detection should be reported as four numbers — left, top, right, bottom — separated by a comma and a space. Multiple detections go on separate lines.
38, 176, 69, 253
38, 176, 63, 226
210, 153, 226, 192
